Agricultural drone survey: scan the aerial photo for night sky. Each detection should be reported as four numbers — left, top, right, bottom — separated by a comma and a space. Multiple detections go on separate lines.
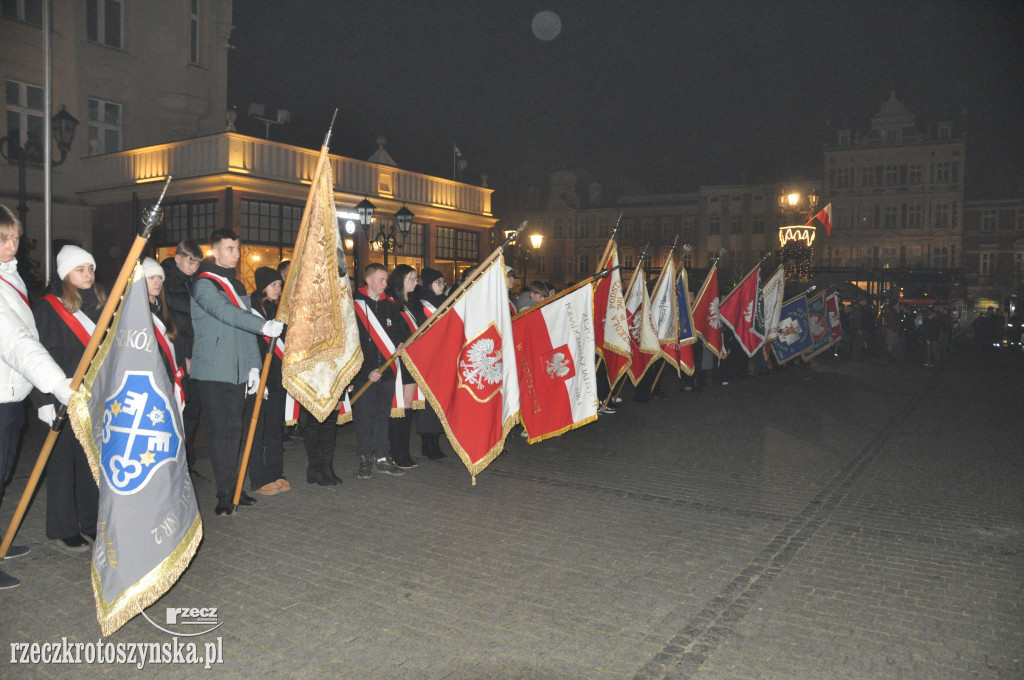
228, 1, 1024, 208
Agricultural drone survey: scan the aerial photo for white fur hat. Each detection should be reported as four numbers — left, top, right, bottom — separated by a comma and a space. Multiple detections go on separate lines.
56, 245, 96, 281
141, 257, 164, 280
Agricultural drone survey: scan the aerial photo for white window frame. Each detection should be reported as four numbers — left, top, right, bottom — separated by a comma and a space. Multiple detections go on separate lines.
4, 79, 44, 148
979, 251, 994, 276
87, 0, 124, 49
981, 209, 997, 232
87, 97, 122, 155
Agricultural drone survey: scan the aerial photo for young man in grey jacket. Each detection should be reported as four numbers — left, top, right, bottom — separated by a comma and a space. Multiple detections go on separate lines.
191, 229, 283, 515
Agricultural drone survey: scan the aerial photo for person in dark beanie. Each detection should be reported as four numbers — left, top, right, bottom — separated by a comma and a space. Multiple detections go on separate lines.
248, 266, 290, 495
413, 267, 448, 459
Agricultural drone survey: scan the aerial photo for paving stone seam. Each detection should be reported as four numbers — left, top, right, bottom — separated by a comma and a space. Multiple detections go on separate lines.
485, 470, 790, 523
632, 373, 935, 680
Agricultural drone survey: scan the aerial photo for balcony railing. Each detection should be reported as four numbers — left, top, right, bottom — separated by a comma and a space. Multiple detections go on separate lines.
77, 133, 491, 216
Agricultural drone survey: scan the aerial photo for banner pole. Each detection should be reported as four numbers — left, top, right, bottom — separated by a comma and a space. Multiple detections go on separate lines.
233, 119, 336, 506
350, 221, 527, 404
0, 177, 172, 558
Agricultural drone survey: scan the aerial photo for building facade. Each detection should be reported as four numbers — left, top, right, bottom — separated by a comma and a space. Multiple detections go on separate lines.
962, 196, 1024, 311
821, 91, 964, 273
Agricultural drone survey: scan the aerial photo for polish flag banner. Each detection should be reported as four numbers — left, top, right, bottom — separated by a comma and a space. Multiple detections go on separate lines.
718, 264, 765, 357
402, 257, 520, 479
592, 248, 631, 389
825, 293, 843, 344
692, 264, 726, 359
624, 267, 660, 385
512, 282, 598, 444
807, 203, 833, 237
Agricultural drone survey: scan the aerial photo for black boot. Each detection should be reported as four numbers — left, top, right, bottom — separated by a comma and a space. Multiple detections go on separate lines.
320, 452, 341, 486
306, 450, 328, 485
214, 491, 234, 516
389, 414, 416, 469
422, 433, 445, 459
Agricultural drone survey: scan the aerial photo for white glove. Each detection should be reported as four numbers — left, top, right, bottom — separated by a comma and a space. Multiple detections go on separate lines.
246, 367, 260, 395
51, 378, 73, 405
38, 405, 57, 427
261, 320, 284, 338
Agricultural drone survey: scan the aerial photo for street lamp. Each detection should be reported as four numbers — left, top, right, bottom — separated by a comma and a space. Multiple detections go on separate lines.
355, 197, 414, 269
0, 105, 79, 229
777, 189, 819, 286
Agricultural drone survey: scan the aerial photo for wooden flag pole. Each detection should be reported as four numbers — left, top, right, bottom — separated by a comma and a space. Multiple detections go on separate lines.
350, 221, 528, 404
594, 213, 622, 275
0, 177, 172, 559
233, 113, 337, 506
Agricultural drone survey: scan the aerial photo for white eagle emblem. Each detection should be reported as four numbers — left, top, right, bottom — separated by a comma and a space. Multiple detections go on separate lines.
743, 300, 754, 324
545, 351, 571, 379
707, 297, 722, 329
457, 324, 505, 403
627, 311, 642, 343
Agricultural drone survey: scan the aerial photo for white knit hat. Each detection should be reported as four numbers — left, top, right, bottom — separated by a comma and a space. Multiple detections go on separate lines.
56, 245, 96, 281
141, 257, 164, 280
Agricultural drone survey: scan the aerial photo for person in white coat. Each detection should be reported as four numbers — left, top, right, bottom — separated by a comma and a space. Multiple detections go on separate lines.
0, 205, 73, 590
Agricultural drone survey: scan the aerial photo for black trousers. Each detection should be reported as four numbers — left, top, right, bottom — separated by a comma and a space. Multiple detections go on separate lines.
352, 377, 391, 461
299, 405, 338, 464
244, 387, 285, 488
0, 401, 25, 509
182, 373, 201, 469
46, 422, 99, 540
195, 380, 247, 495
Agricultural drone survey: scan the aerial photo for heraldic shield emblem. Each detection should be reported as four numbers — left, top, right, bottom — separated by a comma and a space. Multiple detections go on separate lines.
100, 371, 181, 495
457, 323, 504, 403
541, 344, 576, 383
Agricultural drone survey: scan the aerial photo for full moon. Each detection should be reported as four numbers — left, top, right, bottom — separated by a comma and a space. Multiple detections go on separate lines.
531, 10, 561, 41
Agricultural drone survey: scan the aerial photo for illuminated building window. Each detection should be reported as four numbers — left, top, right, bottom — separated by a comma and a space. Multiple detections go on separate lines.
436, 226, 479, 263
240, 199, 301, 245
157, 200, 218, 245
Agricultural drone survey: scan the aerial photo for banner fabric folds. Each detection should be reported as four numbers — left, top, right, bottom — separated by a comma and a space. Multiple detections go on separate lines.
402, 256, 520, 478
718, 264, 765, 357
761, 265, 786, 342
513, 283, 598, 443
624, 268, 660, 385
592, 247, 630, 389
825, 293, 843, 344
692, 263, 726, 359
277, 152, 363, 421
770, 295, 813, 363
68, 264, 202, 636
804, 292, 833, 358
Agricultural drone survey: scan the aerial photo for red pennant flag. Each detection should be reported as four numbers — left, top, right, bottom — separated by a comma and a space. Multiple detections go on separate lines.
624, 267, 660, 385
402, 257, 519, 479
718, 264, 765, 357
825, 292, 843, 343
692, 264, 726, 359
806, 203, 832, 237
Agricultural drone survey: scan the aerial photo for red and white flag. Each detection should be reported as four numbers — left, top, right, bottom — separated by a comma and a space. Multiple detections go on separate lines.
624, 265, 660, 385
719, 264, 765, 357
402, 257, 520, 479
761, 265, 785, 342
651, 257, 697, 376
692, 263, 726, 359
513, 282, 598, 443
284, 390, 352, 425
807, 203, 833, 237
825, 293, 843, 344
593, 247, 630, 389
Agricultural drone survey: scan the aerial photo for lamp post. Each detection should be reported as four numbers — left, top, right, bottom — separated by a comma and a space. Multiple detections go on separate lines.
0, 105, 78, 283
777, 189, 818, 286
502, 229, 543, 279
356, 197, 414, 270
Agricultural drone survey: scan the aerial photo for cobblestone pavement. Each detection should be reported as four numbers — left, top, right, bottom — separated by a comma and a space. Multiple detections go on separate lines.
2, 347, 1022, 678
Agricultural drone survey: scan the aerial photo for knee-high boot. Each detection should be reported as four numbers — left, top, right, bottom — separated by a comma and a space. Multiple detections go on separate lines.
389, 413, 415, 468
422, 433, 445, 459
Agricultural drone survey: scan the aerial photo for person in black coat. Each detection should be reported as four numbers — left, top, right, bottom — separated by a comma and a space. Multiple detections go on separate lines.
385, 264, 421, 469
32, 245, 103, 552
413, 268, 448, 459
160, 239, 205, 481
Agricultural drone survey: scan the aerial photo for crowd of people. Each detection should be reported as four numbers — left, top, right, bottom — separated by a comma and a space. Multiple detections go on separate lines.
0, 205, 1015, 590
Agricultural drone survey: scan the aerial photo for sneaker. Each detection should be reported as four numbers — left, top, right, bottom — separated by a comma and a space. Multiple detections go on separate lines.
0, 569, 20, 589
600, 406, 617, 415
55, 535, 90, 553
3, 545, 30, 559
611, 397, 623, 404
520, 429, 529, 438
357, 458, 373, 479
374, 458, 405, 476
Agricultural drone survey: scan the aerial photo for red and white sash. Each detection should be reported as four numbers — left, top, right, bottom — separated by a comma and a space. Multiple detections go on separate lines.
353, 298, 406, 415
42, 294, 96, 346
421, 299, 437, 317
398, 305, 426, 409
0, 273, 29, 306
197, 271, 246, 308
152, 314, 185, 407
284, 391, 353, 425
